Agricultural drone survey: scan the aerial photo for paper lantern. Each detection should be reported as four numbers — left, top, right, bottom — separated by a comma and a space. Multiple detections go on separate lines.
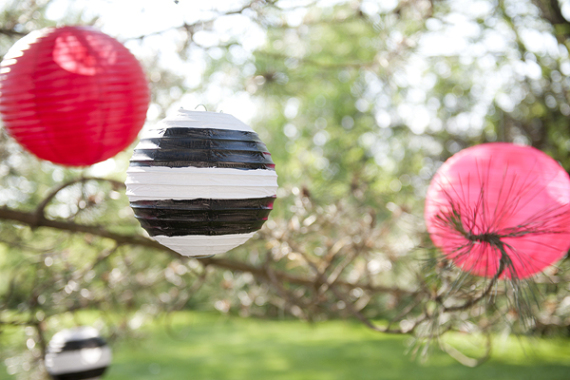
0, 26, 149, 166
125, 109, 278, 257
45, 326, 111, 380
424, 143, 570, 279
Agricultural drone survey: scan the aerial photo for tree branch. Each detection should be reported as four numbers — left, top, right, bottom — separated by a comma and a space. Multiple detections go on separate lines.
439, 333, 492, 367
530, 0, 570, 41
35, 177, 125, 221
0, 206, 413, 296
0, 28, 26, 37
329, 283, 427, 334
442, 244, 507, 313
0, 206, 163, 250
126, 0, 264, 41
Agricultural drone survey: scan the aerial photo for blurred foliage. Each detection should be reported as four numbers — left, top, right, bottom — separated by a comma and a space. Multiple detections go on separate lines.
2, 0, 570, 379
8, 311, 570, 380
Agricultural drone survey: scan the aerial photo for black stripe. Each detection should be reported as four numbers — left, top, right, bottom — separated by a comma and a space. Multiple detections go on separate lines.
131, 149, 272, 165
48, 338, 107, 353
129, 160, 273, 170
131, 197, 275, 210
131, 128, 275, 170
49, 366, 108, 380
134, 207, 272, 221
138, 137, 269, 151
130, 197, 274, 237
139, 220, 268, 236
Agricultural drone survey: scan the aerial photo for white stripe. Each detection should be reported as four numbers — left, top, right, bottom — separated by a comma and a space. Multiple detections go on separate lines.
45, 347, 111, 375
140, 109, 253, 136
125, 166, 278, 201
49, 327, 100, 344
154, 233, 256, 257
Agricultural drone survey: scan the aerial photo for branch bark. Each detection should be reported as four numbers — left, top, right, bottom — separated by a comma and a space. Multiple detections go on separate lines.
0, 206, 413, 297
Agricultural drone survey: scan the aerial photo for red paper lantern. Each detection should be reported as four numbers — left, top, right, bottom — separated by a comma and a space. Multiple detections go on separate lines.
424, 143, 570, 279
0, 26, 149, 166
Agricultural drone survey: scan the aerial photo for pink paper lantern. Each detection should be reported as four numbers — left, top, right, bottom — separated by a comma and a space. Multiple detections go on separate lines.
424, 143, 570, 279
0, 26, 149, 166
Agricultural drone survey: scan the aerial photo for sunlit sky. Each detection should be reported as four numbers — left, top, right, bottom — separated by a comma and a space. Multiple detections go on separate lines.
3, 0, 559, 127
2, 0, 568, 122
40, 0, 398, 123
1, 0, 568, 176
44, 0, 271, 123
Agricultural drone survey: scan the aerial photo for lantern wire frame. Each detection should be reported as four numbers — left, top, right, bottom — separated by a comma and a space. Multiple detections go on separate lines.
425, 159, 570, 324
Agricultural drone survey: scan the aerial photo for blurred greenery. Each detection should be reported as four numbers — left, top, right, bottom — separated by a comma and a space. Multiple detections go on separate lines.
2, 0, 570, 378
4, 312, 570, 380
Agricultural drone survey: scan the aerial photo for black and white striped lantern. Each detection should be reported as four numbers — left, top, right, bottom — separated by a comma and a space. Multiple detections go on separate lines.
44, 327, 111, 380
125, 109, 278, 257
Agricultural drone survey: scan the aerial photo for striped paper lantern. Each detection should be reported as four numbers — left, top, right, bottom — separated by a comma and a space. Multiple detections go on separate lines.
424, 143, 570, 279
45, 327, 111, 380
0, 26, 149, 167
125, 109, 278, 257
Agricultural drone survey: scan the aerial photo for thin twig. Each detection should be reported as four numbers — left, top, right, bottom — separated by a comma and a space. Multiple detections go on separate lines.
439, 333, 492, 367
443, 244, 507, 312
0, 204, 413, 296
35, 177, 125, 222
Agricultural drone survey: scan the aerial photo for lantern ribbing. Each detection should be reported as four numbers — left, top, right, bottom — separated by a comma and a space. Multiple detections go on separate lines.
126, 110, 278, 257
45, 327, 111, 380
0, 26, 149, 167
424, 143, 570, 279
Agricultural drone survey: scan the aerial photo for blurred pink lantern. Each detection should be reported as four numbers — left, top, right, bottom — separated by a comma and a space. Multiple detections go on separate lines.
424, 143, 570, 279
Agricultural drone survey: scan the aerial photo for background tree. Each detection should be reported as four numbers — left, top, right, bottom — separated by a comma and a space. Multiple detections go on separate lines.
1, 0, 570, 378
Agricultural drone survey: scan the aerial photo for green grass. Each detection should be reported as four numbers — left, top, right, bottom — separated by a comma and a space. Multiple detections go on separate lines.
3, 312, 570, 379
